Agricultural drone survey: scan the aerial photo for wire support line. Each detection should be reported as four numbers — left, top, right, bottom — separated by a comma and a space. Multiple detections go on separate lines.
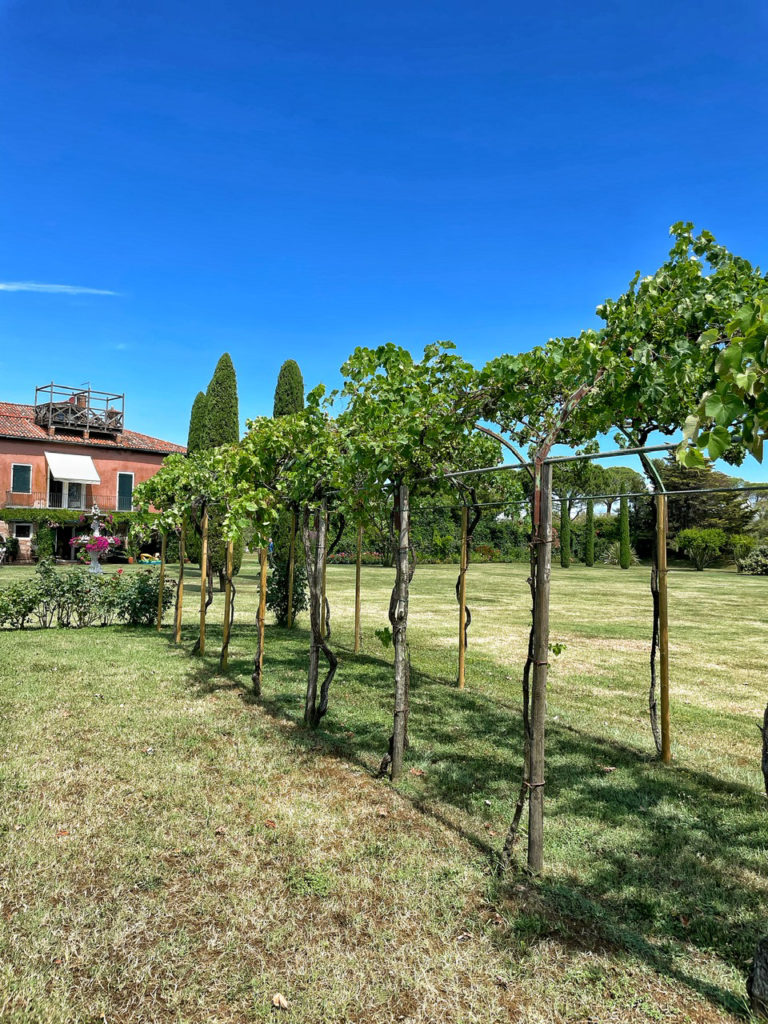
444, 442, 681, 478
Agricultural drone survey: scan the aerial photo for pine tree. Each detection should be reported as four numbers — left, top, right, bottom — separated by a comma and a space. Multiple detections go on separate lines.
268, 360, 307, 626
273, 359, 304, 418
186, 391, 207, 454
584, 498, 595, 566
560, 500, 571, 568
619, 493, 631, 569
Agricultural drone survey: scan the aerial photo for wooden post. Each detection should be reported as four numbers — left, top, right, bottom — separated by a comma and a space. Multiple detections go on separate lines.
458, 504, 469, 689
257, 545, 268, 682
156, 533, 167, 631
657, 494, 671, 763
221, 539, 234, 670
174, 524, 185, 645
354, 522, 363, 653
287, 511, 296, 628
199, 507, 208, 656
319, 512, 329, 638
528, 461, 553, 874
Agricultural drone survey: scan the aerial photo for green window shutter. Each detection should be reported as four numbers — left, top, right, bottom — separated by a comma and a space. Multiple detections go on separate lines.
117, 474, 133, 511
12, 465, 31, 493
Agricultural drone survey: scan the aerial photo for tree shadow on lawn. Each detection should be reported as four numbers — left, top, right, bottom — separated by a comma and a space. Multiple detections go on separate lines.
162, 625, 765, 1016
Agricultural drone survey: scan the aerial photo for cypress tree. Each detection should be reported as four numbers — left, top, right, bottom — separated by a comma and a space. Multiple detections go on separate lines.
186, 391, 207, 454
199, 354, 242, 585
560, 500, 571, 568
203, 353, 239, 449
584, 498, 595, 566
619, 493, 631, 569
273, 359, 304, 418
268, 360, 307, 626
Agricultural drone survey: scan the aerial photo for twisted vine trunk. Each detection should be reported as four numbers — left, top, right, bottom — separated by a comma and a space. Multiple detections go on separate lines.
648, 500, 663, 755
498, 461, 552, 874
455, 500, 481, 683
380, 483, 413, 781
302, 503, 338, 728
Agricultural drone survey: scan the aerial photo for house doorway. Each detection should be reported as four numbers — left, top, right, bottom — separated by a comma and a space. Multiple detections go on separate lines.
55, 525, 77, 561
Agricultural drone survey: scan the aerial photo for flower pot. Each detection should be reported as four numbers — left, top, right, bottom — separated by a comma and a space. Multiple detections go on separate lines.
127, 556, 134, 564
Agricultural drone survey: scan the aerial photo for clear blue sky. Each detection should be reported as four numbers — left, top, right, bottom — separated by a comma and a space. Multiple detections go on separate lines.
2, 1, 767, 479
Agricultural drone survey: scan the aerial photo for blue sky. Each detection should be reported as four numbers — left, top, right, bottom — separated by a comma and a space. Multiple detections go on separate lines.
1, 1, 767, 479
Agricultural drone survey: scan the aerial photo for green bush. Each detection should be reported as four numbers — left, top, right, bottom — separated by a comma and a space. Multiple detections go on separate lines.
729, 533, 756, 563
737, 545, 768, 575
0, 566, 175, 630
34, 524, 55, 561
266, 560, 308, 626
117, 569, 176, 626
675, 527, 726, 571
603, 540, 639, 566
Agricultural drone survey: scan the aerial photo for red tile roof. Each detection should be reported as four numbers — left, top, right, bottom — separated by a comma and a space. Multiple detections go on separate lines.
0, 402, 186, 455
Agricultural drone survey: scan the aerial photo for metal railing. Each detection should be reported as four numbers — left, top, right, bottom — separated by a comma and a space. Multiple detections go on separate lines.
3, 491, 134, 512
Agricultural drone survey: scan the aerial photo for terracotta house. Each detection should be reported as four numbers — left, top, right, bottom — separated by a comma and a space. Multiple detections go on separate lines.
0, 384, 185, 562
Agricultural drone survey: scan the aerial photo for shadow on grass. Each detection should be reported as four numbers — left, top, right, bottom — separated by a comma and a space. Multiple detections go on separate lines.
148, 623, 763, 1017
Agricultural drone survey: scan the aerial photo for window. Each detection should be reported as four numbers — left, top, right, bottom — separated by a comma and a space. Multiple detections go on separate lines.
14, 523, 32, 539
117, 472, 134, 511
67, 482, 83, 509
11, 464, 32, 494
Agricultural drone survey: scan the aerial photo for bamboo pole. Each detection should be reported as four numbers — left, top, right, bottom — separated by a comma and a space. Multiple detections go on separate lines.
320, 511, 329, 638
174, 524, 185, 645
156, 533, 167, 631
354, 522, 363, 653
287, 511, 296, 628
257, 545, 268, 681
220, 539, 234, 670
528, 461, 553, 874
657, 494, 671, 763
199, 508, 208, 656
457, 505, 469, 689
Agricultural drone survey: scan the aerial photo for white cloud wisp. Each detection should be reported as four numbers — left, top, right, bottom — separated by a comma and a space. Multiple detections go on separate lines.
0, 281, 118, 295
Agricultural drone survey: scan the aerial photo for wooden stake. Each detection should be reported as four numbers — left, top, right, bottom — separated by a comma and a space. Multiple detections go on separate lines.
198, 507, 209, 656
156, 533, 167, 631
354, 522, 363, 653
257, 546, 268, 682
287, 511, 296, 628
657, 494, 671, 763
528, 461, 552, 874
221, 539, 234, 670
174, 524, 185, 645
320, 511, 329, 638
458, 505, 469, 689
391, 482, 410, 781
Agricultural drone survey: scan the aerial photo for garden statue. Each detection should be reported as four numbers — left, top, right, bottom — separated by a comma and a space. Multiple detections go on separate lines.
69, 505, 122, 573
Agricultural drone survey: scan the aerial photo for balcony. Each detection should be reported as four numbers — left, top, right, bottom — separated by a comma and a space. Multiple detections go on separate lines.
3, 491, 134, 513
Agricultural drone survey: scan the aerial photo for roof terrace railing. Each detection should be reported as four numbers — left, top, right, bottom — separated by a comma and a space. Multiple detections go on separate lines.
34, 383, 125, 436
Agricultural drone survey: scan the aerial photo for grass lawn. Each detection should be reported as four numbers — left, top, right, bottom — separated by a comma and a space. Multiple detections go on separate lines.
1, 555, 766, 1023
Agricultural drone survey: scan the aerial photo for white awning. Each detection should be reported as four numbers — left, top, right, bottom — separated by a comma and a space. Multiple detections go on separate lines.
45, 451, 101, 485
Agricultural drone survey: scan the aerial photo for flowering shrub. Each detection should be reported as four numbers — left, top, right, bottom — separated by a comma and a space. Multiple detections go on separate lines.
69, 534, 122, 554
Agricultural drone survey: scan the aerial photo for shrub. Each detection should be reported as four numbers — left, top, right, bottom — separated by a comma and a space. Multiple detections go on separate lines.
4, 537, 20, 563
675, 527, 726, 571
472, 544, 501, 562
266, 560, 308, 626
729, 534, 756, 563
603, 540, 639, 566
0, 580, 39, 629
117, 569, 175, 626
35, 523, 56, 561
737, 545, 768, 575
0, 566, 176, 630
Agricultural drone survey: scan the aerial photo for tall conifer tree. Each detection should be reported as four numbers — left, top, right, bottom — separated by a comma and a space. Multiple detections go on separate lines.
267, 360, 308, 626
186, 391, 207, 454
619, 493, 631, 569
